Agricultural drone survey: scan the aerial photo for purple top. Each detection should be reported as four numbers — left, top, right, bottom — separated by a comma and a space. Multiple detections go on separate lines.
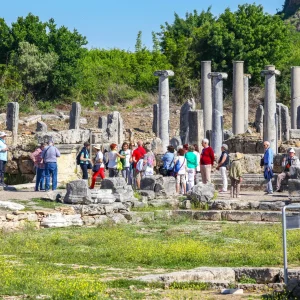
42, 146, 61, 163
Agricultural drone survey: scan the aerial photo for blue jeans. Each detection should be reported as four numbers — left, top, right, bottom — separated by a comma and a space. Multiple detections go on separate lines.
0, 160, 6, 184
45, 162, 58, 191
35, 167, 45, 191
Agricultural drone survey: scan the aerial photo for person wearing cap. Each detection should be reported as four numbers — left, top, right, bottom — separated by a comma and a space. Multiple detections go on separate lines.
42, 139, 61, 191
216, 144, 230, 193
90, 144, 105, 189
276, 148, 299, 192
229, 152, 243, 198
0, 132, 8, 186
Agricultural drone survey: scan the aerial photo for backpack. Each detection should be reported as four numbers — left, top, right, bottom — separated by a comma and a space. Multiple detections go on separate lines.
136, 158, 144, 171
174, 158, 185, 173
119, 150, 126, 168
76, 148, 86, 165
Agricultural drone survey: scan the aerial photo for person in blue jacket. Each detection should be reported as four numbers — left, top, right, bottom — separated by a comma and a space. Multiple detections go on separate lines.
263, 141, 274, 195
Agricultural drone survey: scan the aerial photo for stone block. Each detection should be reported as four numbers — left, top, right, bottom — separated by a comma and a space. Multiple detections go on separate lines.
290, 129, 300, 139
154, 176, 176, 196
188, 109, 204, 150
180, 98, 195, 144
141, 175, 161, 191
170, 136, 182, 150
110, 213, 127, 224
81, 204, 105, 216
82, 216, 95, 226
0, 201, 25, 211
40, 213, 67, 228
139, 190, 156, 200
154, 210, 173, 220
64, 214, 83, 226
234, 267, 281, 284
94, 215, 109, 225
152, 104, 159, 136
222, 211, 261, 222
36, 121, 47, 132
27, 214, 38, 222
69, 102, 81, 130
289, 179, 300, 200
193, 211, 222, 221
190, 182, 215, 203
261, 212, 281, 222
64, 180, 92, 204
100, 178, 127, 191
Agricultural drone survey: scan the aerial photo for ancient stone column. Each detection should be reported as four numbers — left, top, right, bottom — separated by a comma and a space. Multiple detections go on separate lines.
69, 102, 81, 130
291, 66, 300, 129
154, 70, 174, 150
188, 110, 204, 151
6, 102, 19, 145
152, 104, 159, 136
232, 61, 244, 135
201, 61, 212, 138
244, 74, 251, 132
261, 65, 281, 154
208, 72, 228, 156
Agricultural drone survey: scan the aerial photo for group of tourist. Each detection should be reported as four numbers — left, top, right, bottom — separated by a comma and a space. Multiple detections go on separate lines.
21, 136, 300, 197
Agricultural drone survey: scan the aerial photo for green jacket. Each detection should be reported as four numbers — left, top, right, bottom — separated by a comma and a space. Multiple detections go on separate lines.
185, 152, 198, 169
229, 159, 242, 180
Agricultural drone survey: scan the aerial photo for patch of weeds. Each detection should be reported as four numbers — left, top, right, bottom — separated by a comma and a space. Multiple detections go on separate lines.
191, 200, 209, 210
238, 275, 257, 284
133, 191, 142, 200
132, 204, 172, 212
213, 190, 218, 200
169, 281, 209, 291
262, 289, 297, 300
30, 198, 64, 209
4, 173, 29, 185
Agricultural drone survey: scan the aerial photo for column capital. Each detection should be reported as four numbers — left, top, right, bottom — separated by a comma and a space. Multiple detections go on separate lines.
154, 70, 174, 77
260, 69, 281, 76
208, 72, 228, 80
244, 74, 252, 79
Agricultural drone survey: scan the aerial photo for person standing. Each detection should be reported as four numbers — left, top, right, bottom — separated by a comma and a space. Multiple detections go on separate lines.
30, 143, 46, 191
120, 142, 131, 183
200, 139, 215, 184
162, 145, 176, 176
107, 143, 125, 177
79, 142, 92, 180
276, 148, 299, 192
132, 140, 146, 189
216, 144, 229, 193
263, 141, 274, 195
141, 143, 156, 177
193, 144, 201, 174
175, 148, 187, 194
42, 139, 60, 191
185, 145, 198, 191
90, 144, 105, 189
0, 132, 8, 187
229, 152, 243, 198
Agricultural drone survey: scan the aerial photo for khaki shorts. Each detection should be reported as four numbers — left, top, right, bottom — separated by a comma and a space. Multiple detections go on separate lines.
134, 169, 141, 180
176, 174, 186, 185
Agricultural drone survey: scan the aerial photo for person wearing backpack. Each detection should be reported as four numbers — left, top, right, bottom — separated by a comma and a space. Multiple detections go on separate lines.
161, 145, 175, 176
78, 142, 92, 180
174, 148, 187, 195
216, 144, 229, 193
89, 144, 105, 189
107, 143, 125, 177
141, 143, 156, 177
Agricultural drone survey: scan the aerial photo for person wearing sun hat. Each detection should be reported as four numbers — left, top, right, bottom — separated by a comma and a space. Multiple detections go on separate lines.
229, 152, 243, 198
90, 144, 105, 189
0, 132, 8, 186
276, 148, 299, 192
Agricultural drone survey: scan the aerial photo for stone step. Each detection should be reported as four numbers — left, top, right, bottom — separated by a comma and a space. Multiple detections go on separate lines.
209, 199, 287, 211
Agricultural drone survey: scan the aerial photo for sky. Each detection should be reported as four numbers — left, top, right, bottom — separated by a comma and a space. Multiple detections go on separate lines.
2, 0, 285, 51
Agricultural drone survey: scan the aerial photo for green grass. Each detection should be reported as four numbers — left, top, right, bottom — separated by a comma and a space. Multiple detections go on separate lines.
0, 221, 298, 298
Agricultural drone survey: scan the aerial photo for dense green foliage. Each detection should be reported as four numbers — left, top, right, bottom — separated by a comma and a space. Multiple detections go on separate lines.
1, 3, 300, 106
